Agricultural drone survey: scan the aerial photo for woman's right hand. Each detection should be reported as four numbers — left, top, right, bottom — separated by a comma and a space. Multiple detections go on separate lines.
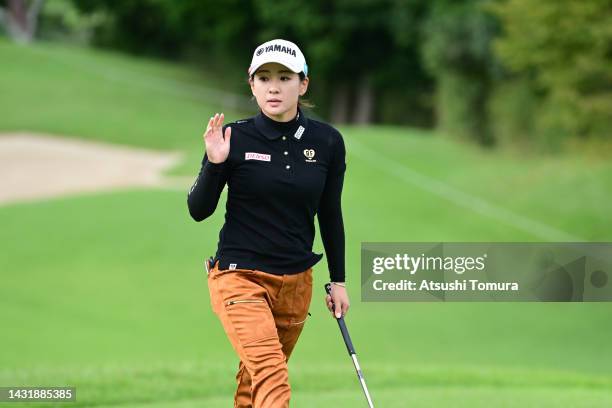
203, 113, 232, 164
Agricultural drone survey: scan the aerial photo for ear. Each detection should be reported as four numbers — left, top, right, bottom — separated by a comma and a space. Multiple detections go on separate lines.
299, 76, 309, 96
249, 76, 255, 95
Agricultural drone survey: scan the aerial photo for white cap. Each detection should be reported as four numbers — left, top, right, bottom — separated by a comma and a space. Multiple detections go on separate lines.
248, 39, 308, 77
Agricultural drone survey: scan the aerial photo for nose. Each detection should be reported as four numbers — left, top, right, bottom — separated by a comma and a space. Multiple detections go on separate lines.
268, 77, 281, 94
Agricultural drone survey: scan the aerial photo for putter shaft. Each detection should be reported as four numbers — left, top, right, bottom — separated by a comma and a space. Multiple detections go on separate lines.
325, 283, 375, 408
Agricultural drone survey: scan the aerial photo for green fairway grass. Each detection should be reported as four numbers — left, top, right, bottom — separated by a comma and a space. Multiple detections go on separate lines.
0, 38, 251, 177
1, 40, 612, 407
1, 360, 612, 407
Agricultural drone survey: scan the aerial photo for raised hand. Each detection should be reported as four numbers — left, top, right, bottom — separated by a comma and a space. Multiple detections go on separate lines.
203, 113, 232, 164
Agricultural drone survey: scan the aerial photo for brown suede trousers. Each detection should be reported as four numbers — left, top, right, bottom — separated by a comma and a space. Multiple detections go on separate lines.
207, 260, 313, 408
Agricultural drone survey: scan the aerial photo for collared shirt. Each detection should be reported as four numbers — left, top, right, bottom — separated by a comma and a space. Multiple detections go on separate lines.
187, 107, 346, 282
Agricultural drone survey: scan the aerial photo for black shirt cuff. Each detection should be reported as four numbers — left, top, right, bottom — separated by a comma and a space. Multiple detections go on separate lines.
204, 159, 227, 174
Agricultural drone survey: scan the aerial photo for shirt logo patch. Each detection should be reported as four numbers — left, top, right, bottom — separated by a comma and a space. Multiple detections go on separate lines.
294, 125, 305, 140
303, 149, 316, 162
245, 152, 271, 162
229, 263, 237, 270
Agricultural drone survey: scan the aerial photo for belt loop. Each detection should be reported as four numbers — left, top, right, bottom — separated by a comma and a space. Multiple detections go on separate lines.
205, 256, 214, 275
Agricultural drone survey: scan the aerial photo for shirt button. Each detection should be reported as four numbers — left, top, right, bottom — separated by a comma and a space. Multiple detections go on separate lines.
285, 165, 291, 170
284, 151, 288, 155
282, 136, 287, 140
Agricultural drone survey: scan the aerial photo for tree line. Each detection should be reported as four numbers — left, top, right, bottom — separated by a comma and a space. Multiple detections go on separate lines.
2, 0, 611, 150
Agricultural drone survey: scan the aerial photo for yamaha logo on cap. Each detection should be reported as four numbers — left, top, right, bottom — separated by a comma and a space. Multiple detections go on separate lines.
259, 43, 297, 57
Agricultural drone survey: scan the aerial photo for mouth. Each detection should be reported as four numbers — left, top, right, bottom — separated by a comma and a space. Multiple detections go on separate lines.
267, 99, 282, 104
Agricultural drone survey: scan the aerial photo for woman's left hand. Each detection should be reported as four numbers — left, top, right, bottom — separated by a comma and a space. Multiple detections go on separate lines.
326, 284, 350, 319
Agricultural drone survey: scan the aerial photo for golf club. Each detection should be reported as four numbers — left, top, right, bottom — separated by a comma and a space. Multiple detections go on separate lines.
324, 283, 375, 408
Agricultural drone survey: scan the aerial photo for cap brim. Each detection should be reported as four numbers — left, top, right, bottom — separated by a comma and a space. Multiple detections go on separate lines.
249, 58, 303, 76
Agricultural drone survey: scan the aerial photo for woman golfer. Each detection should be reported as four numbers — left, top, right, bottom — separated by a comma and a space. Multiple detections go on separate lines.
188, 38, 349, 407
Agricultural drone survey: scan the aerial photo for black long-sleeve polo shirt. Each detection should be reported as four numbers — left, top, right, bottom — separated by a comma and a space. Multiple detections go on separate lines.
187, 107, 346, 282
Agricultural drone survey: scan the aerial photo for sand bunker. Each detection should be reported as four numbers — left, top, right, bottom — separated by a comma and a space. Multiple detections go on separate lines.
0, 132, 186, 206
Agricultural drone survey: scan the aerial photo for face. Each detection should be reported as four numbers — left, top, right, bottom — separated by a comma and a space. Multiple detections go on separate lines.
249, 62, 309, 122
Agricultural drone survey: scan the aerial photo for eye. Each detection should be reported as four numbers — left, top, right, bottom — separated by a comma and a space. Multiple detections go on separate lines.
281, 76, 291, 81
258, 76, 269, 82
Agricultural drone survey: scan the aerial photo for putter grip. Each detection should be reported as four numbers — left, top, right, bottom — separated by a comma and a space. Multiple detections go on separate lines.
324, 283, 356, 355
